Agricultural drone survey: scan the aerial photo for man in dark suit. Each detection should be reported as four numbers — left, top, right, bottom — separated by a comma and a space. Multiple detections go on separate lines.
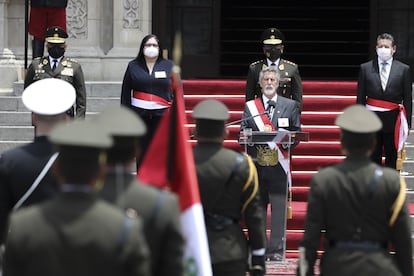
192, 100, 266, 276
3, 120, 150, 276
240, 66, 301, 261
245, 27, 303, 112
25, 26, 87, 119
0, 78, 75, 244
94, 105, 184, 276
297, 105, 412, 276
356, 33, 412, 169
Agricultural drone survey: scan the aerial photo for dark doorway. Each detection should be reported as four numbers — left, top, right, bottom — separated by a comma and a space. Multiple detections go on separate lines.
154, 1, 371, 80
152, 0, 220, 79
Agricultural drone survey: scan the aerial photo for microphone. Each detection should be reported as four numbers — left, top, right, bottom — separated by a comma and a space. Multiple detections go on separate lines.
225, 110, 269, 127
267, 100, 276, 121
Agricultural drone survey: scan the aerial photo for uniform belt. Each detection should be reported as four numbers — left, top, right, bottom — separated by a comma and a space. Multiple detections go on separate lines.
204, 213, 238, 231
329, 240, 387, 250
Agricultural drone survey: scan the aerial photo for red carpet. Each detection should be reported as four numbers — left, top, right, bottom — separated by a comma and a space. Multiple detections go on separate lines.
183, 80, 357, 274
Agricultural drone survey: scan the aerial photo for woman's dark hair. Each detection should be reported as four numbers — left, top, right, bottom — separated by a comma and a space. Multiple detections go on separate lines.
134, 34, 163, 62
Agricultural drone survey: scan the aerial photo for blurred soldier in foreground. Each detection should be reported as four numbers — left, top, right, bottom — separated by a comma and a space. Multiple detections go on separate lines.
192, 99, 266, 276
3, 120, 150, 276
297, 105, 413, 276
95, 105, 184, 276
0, 78, 74, 244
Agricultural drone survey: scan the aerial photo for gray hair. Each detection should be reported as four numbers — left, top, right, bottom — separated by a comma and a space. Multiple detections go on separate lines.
377, 33, 396, 46
258, 66, 280, 82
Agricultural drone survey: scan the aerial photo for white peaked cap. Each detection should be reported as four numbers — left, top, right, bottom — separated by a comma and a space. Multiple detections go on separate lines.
22, 78, 76, 115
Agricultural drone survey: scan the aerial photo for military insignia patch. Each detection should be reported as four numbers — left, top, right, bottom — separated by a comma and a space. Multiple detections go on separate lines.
42, 59, 48, 65
279, 64, 284, 71
256, 145, 278, 166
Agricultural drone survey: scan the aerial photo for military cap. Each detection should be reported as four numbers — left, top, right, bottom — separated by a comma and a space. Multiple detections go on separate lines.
192, 99, 230, 121
45, 26, 68, 44
22, 78, 76, 115
49, 120, 113, 149
261, 28, 284, 45
335, 104, 382, 133
95, 105, 147, 137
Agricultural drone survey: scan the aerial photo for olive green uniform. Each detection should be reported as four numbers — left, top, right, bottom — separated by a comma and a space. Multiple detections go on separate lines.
193, 143, 266, 275
99, 172, 184, 276
245, 58, 302, 111
3, 192, 150, 276
299, 156, 412, 276
24, 56, 86, 118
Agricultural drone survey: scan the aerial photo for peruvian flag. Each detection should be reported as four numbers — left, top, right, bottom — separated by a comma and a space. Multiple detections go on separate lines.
138, 68, 212, 276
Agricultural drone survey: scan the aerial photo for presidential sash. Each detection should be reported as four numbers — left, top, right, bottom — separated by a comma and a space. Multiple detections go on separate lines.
246, 99, 292, 186
366, 97, 409, 151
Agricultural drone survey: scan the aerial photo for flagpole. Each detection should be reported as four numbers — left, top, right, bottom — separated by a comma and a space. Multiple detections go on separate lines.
24, 0, 29, 69
167, 32, 183, 183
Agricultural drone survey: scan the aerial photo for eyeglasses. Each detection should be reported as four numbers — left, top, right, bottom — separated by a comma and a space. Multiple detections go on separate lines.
144, 43, 159, 47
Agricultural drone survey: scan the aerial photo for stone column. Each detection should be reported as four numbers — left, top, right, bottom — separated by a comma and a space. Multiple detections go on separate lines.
99, 0, 152, 80
108, 0, 151, 57
0, 0, 25, 94
0, 0, 8, 54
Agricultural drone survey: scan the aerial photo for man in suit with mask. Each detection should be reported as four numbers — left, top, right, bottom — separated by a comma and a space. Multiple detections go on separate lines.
245, 28, 303, 112
356, 33, 412, 169
240, 66, 301, 261
25, 26, 86, 119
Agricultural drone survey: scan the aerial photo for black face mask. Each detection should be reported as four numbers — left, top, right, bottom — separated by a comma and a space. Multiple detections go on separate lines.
265, 47, 281, 61
48, 45, 65, 58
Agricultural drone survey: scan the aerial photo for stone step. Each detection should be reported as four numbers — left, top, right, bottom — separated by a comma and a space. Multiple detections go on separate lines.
13, 81, 122, 97
0, 96, 120, 113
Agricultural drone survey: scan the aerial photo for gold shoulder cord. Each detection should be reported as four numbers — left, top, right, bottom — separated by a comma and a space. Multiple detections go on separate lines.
241, 154, 259, 213
389, 176, 407, 226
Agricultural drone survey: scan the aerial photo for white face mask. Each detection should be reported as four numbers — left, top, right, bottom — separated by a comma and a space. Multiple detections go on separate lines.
143, 46, 159, 58
376, 47, 392, 61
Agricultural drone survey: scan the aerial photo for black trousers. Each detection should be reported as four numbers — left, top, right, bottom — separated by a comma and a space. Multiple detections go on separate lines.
212, 260, 247, 276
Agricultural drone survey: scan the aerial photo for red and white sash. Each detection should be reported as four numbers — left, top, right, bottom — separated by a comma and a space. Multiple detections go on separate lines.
366, 97, 409, 151
131, 91, 171, 110
246, 99, 292, 186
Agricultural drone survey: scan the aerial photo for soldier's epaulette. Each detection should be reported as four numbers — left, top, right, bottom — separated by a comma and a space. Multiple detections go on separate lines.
284, 60, 297, 66
33, 57, 42, 61
250, 60, 262, 66
66, 57, 78, 63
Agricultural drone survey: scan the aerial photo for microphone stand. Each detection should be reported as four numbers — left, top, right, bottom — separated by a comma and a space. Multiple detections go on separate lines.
225, 110, 269, 127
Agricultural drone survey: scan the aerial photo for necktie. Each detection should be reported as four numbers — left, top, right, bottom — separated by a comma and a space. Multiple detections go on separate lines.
380, 62, 388, 90
266, 100, 275, 120
52, 59, 58, 71
270, 63, 276, 67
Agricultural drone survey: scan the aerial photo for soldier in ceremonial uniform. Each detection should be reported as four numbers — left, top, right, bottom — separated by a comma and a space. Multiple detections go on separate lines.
94, 105, 184, 276
240, 66, 301, 261
0, 78, 75, 244
3, 120, 150, 276
245, 27, 303, 112
192, 100, 266, 276
297, 105, 413, 276
25, 26, 86, 119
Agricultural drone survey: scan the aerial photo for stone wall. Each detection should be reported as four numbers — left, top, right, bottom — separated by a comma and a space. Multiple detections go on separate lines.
0, 0, 152, 92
